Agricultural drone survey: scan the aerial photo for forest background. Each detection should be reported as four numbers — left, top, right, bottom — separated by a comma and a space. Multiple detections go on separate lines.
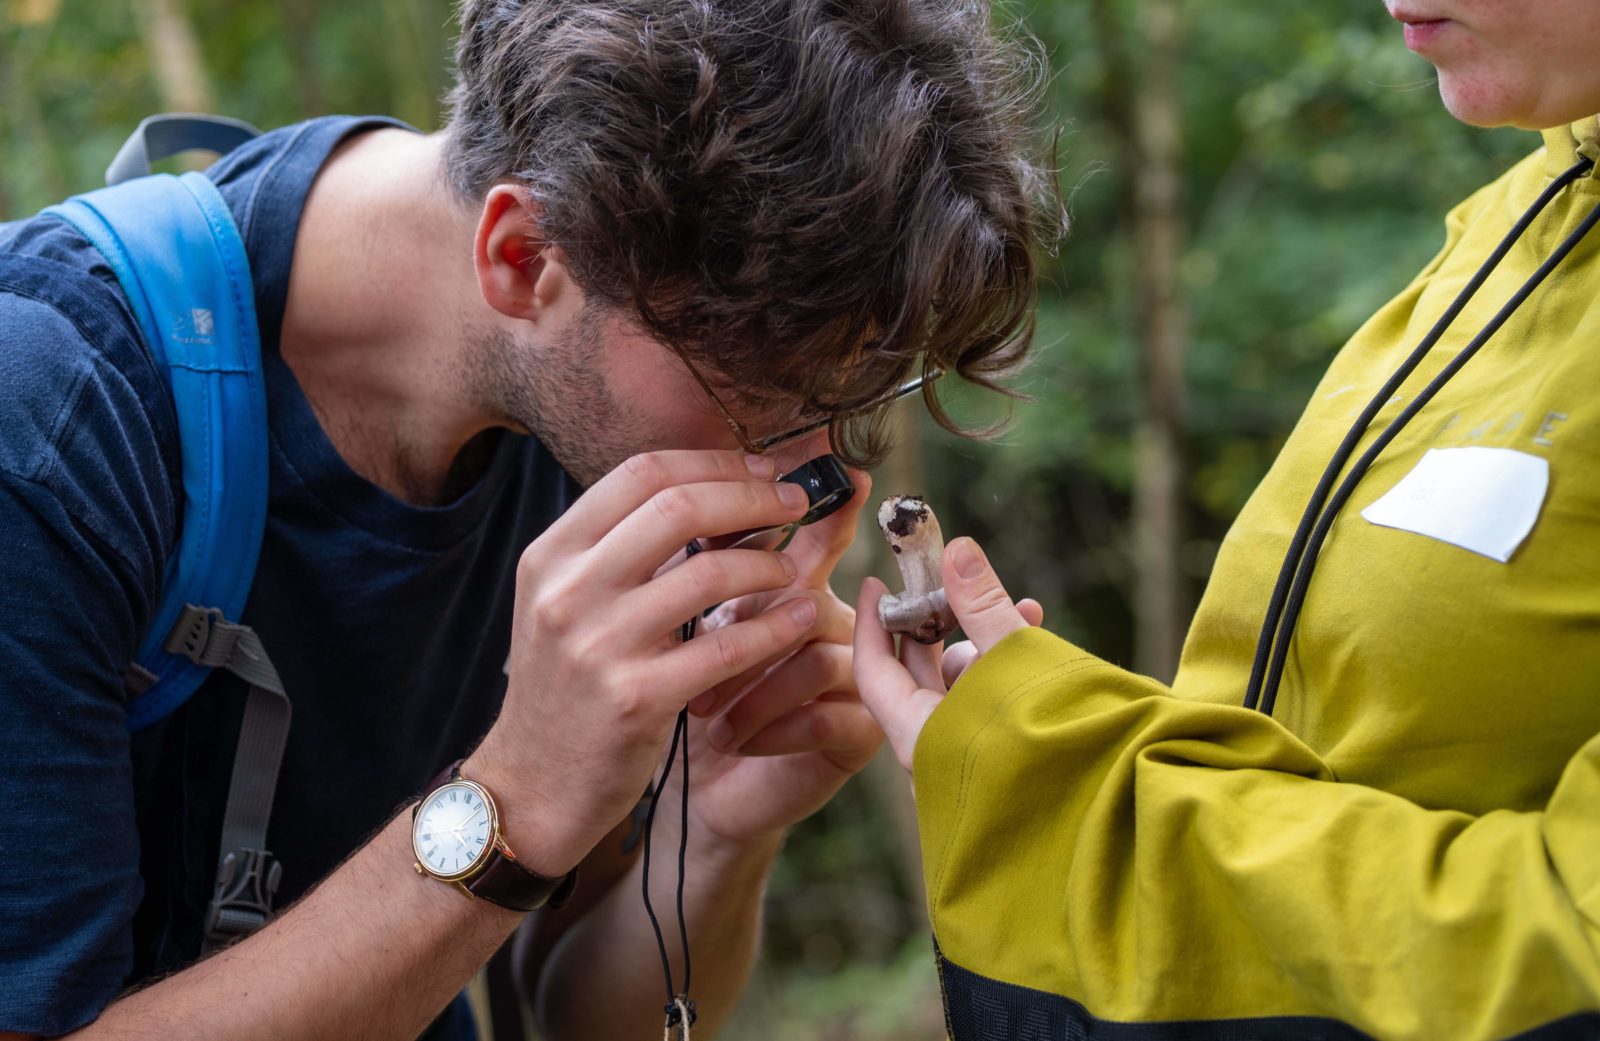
1, 0, 1530, 1037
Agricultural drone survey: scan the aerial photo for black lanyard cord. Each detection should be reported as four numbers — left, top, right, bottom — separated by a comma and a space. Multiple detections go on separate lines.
1245, 155, 1600, 715
642, 706, 696, 1034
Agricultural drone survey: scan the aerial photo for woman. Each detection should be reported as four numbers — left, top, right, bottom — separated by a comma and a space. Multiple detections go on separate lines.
854, 3, 1600, 1038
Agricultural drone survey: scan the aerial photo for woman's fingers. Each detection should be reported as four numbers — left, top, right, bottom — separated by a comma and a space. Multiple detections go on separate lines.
941, 537, 1031, 655
941, 641, 979, 688
899, 635, 944, 693
939, 599, 1043, 687
852, 577, 943, 772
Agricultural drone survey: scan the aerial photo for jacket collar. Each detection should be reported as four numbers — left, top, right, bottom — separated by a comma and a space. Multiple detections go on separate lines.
1542, 116, 1600, 179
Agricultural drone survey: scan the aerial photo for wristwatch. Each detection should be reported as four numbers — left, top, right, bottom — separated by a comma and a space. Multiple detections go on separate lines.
411, 760, 578, 912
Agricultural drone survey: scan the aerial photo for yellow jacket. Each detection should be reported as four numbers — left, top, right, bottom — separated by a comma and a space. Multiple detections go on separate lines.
916, 120, 1600, 1040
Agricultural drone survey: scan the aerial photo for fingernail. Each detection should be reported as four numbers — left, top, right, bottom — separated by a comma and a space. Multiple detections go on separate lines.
746, 454, 777, 479
778, 552, 798, 580
951, 538, 985, 579
789, 597, 817, 626
708, 715, 734, 751
778, 483, 808, 510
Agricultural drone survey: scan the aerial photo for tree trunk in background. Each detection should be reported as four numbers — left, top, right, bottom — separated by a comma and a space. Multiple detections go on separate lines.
1129, 0, 1189, 681
7, 6, 72, 206
136, 0, 213, 114
384, 0, 445, 131
283, 0, 325, 117
0, 43, 13, 221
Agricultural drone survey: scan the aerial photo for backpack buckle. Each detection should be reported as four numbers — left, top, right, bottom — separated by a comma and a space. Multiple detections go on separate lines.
166, 602, 262, 673
165, 603, 227, 665
205, 847, 283, 946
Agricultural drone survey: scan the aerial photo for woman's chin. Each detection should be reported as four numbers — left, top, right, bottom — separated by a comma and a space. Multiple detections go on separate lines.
1437, 71, 1600, 131
1435, 74, 1528, 129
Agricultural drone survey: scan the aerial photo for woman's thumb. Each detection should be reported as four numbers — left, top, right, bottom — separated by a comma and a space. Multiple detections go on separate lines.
943, 537, 1030, 655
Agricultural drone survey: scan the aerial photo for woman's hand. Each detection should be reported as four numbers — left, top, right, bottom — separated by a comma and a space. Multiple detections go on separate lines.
853, 536, 1042, 773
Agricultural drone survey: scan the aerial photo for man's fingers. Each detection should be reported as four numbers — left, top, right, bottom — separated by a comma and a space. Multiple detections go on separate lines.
735, 700, 884, 772
594, 478, 809, 585
690, 594, 854, 717
663, 593, 819, 696
545, 450, 777, 550
941, 537, 1030, 655
705, 642, 853, 752
852, 577, 941, 772
783, 466, 873, 580
627, 549, 798, 638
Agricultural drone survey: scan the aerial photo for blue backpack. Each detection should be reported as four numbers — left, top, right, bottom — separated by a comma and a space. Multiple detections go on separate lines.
39, 115, 291, 953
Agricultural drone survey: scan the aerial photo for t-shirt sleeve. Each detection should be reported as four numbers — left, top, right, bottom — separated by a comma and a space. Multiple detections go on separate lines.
0, 286, 176, 1035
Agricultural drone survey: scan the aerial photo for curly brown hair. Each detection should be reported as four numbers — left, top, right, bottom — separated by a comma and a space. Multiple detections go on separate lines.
444, 0, 1064, 466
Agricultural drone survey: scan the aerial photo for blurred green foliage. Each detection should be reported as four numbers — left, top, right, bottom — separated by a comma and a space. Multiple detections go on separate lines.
0, 0, 1544, 1037
925, 0, 1527, 668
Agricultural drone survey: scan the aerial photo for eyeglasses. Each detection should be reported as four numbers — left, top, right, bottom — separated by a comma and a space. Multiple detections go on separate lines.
669, 356, 944, 640
668, 343, 944, 456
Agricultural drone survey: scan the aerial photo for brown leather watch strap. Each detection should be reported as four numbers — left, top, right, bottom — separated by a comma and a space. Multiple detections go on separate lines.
418, 759, 578, 912
466, 845, 579, 912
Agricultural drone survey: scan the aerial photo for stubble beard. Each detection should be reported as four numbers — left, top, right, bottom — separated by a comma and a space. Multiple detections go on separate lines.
467, 314, 636, 488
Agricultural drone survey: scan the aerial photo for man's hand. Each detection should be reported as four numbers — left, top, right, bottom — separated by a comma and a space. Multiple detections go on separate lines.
854, 536, 1043, 773
513, 449, 883, 1041
467, 450, 824, 874
678, 446, 881, 845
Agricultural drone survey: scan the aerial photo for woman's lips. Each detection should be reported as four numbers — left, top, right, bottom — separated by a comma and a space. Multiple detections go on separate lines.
1402, 17, 1451, 51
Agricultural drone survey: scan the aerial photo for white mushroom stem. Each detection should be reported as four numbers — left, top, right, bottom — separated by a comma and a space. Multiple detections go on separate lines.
877, 495, 957, 645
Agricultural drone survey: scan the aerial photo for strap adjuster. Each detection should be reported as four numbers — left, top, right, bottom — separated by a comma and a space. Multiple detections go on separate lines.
165, 604, 229, 666
205, 847, 283, 945
163, 604, 284, 693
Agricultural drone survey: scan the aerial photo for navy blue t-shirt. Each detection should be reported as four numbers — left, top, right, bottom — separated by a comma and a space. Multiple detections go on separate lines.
0, 117, 579, 1036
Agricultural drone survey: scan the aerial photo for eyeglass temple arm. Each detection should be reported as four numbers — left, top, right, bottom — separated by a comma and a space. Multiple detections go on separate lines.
748, 369, 944, 454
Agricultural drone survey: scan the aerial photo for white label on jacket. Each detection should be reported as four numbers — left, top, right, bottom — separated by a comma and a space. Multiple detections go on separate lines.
1359, 446, 1548, 563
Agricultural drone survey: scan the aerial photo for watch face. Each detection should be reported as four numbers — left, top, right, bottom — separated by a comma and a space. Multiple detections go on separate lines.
413, 780, 496, 880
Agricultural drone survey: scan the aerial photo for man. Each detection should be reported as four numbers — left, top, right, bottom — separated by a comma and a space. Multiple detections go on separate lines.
853, 1, 1600, 1038
0, 0, 1059, 1038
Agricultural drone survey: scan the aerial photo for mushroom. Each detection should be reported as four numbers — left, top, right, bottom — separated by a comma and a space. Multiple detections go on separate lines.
876, 495, 957, 644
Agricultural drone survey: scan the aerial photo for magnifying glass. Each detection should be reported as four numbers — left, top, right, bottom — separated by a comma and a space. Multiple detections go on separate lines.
695, 455, 856, 554
673, 368, 941, 638
675, 455, 855, 642
695, 368, 939, 552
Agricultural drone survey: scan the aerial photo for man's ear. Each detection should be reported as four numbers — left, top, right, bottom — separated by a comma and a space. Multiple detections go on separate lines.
473, 185, 572, 321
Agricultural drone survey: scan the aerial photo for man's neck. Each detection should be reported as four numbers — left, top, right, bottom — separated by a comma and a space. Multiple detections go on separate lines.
278, 128, 498, 506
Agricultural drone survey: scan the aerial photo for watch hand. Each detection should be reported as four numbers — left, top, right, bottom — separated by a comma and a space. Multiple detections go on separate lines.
447, 824, 482, 853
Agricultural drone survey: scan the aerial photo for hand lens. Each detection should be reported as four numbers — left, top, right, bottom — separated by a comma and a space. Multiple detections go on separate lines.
674, 455, 855, 643
695, 454, 856, 554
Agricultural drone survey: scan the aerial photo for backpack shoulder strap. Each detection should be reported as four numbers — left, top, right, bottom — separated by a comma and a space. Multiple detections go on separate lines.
105, 114, 261, 186
44, 172, 272, 727
43, 170, 291, 951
